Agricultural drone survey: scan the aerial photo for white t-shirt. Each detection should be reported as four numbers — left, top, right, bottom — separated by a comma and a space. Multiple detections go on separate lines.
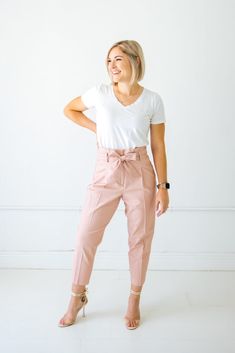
81, 82, 166, 149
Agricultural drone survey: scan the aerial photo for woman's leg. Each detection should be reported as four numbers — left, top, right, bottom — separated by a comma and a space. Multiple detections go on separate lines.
59, 146, 125, 326
71, 185, 121, 286
123, 167, 156, 287
122, 147, 156, 327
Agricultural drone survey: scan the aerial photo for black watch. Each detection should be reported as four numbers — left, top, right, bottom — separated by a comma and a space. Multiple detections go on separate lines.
157, 182, 170, 189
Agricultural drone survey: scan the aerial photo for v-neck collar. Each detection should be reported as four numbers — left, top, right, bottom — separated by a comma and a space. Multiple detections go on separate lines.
111, 84, 146, 108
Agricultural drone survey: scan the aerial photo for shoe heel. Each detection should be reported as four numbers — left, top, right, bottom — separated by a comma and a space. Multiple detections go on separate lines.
82, 305, 86, 318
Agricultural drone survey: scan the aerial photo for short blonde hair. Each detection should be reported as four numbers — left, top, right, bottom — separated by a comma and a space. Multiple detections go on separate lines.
105, 40, 145, 86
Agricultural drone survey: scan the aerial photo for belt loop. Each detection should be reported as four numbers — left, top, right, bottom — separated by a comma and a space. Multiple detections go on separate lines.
106, 152, 109, 162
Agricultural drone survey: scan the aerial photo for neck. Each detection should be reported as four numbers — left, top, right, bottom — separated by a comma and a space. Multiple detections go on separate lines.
114, 82, 140, 96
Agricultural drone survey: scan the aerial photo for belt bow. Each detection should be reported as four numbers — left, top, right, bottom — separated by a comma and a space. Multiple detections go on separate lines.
106, 151, 139, 169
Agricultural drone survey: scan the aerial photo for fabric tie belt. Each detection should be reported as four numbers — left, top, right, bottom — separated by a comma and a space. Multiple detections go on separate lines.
105, 151, 140, 170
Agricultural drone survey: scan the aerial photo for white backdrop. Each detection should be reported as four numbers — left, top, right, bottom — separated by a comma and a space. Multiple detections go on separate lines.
0, 0, 234, 270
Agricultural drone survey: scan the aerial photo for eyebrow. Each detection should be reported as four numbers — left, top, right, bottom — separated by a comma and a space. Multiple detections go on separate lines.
107, 55, 123, 59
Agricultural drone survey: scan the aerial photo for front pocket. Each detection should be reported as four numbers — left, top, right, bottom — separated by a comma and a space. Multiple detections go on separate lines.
91, 160, 108, 186
141, 157, 155, 173
140, 158, 156, 190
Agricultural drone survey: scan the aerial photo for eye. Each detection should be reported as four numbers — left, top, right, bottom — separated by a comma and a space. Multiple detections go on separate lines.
107, 58, 122, 63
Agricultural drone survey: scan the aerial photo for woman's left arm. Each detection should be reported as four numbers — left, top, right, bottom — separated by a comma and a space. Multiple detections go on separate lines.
150, 123, 169, 217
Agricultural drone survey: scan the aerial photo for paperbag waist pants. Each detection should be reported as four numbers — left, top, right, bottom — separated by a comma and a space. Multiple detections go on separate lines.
71, 145, 157, 287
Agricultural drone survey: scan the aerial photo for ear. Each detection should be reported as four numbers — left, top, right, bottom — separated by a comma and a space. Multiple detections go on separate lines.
136, 56, 140, 65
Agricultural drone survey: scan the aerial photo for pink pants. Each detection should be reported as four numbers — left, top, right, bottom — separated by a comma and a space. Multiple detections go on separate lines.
71, 145, 157, 287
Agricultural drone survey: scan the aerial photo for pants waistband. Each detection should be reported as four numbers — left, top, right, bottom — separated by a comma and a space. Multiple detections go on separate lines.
96, 145, 148, 162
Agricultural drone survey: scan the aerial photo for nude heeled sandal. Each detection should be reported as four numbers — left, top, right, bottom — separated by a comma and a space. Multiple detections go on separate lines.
124, 289, 141, 330
58, 288, 88, 327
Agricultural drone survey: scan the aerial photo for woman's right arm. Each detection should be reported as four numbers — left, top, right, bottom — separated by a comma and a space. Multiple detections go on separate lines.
63, 96, 96, 133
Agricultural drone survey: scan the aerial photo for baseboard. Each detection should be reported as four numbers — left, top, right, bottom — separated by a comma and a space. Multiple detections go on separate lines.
0, 251, 235, 270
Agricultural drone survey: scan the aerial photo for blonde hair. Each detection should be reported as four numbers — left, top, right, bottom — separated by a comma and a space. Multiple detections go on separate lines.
105, 40, 145, 86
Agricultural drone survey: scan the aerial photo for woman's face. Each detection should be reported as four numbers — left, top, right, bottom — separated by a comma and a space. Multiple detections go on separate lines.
107, 46, 132, 84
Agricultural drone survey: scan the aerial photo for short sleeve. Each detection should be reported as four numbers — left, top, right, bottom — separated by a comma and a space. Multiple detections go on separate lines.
81, 85, 98, 109
150, 94, 166, 124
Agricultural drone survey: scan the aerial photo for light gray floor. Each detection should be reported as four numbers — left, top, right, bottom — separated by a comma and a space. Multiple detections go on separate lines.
0, 269, 235, 353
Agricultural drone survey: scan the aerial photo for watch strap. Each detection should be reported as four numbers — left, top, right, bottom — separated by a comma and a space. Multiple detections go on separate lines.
157, 182, 170, 189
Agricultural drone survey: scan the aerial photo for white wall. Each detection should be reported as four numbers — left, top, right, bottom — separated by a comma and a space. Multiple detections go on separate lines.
0, 0, 234, 270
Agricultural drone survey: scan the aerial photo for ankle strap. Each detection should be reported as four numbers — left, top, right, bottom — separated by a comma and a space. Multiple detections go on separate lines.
130, 289, 141, 296
71, 288, 88, 297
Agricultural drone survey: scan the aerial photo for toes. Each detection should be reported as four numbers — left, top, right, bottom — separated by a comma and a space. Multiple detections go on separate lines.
128, 320, 135, 328
124, 317, 138, 329
130, 320, 138, 328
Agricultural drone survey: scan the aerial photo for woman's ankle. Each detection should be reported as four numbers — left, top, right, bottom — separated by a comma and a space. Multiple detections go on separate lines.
71, 283, 86, 293
131, 284, 142, 292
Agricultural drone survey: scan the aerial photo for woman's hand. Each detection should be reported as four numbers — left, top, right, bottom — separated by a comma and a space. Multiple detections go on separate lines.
155, 189, 169, 217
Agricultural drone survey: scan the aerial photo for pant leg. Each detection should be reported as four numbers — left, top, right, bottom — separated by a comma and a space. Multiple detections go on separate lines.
71, 152, 122, 286
122, 150, 156, 287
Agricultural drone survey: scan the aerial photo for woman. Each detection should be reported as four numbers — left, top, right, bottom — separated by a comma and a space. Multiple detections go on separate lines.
58, 40, 170, 330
